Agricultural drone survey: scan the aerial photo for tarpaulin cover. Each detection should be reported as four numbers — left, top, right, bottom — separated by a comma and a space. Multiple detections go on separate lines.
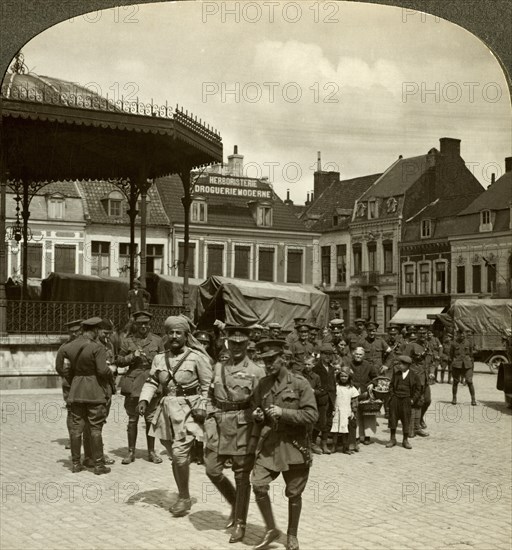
440, 299, 512, 352
41, 272, 129, 303
196, 276, 329, 330
5, 278, 42, 300
145, 273, 202, 310
389, 307, 445, 326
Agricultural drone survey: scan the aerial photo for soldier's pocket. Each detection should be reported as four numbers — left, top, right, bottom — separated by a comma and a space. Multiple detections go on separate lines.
281, 389, 300, 409
178, 364, 196, 386
204, 416, 217, 442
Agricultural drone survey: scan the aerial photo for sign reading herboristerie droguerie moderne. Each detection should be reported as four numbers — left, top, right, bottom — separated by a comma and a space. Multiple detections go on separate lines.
193, 174, 273, 199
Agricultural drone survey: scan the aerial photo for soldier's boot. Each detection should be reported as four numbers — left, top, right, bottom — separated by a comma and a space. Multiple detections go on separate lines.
91, 431, 111, 475
229, 481, 251, 543
320, 435, 331, 454
402, 437, 412, 450
310, 430, 322, 455
451, 383, 458, 405
70, 435, 83, 473
146, 422, 162, 463
468, 382, 477, 405
286, 498, 302, 550
122, 422, 137, 464
254, 489, 281, 550
170, 462, 192, 517
207, 475, 235, 528
386, 429, 397, 448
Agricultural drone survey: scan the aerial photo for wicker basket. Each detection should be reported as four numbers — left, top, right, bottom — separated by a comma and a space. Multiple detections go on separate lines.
358, 399, 383, 416
372, 377, 390, 400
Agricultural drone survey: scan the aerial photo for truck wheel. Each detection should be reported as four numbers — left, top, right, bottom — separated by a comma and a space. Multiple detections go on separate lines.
488, 354, 508, 373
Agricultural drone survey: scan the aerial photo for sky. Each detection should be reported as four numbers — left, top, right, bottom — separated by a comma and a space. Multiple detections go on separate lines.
16, 1, 512, 203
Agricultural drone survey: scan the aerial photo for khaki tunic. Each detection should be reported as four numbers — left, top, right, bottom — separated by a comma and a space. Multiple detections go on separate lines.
204, 357, 266, 456
139, 347, 212, 441
252, 368, 318, 472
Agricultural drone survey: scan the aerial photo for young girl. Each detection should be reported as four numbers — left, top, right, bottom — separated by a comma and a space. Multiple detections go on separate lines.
330, 366, 360, 454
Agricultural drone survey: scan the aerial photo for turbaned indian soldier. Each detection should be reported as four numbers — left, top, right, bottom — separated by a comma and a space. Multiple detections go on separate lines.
116, 310, 164, 464
203, 326, 266, 543
251, 339, 318, 550
137, 315, 212, 517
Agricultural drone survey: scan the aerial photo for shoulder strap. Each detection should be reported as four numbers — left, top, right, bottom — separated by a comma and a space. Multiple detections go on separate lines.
164, 348, 192, 386
69, 342, 89, 378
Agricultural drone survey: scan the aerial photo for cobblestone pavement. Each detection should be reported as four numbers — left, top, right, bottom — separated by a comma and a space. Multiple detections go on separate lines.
1, 371, 511, 550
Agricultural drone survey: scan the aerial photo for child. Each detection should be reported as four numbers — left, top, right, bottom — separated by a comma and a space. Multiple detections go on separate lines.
330, 367, 359, 454
386, 355, 422, 450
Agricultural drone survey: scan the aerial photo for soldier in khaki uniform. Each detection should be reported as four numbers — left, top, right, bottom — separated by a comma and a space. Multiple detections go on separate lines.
251, 340, 318, 550
203, 326, 266, 543
137, 315, 212, 517
450, 328, 477, 405
116, 311, 164, 464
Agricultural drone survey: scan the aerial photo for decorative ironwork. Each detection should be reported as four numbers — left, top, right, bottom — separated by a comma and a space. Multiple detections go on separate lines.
6, 301, 183, 335
353, 271, 380, 287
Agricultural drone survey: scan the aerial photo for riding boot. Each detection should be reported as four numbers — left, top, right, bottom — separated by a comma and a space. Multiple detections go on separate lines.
254, 492, 281, 550
90, 430, 110, 475
229, 481, 251, 543
170, 461, 191, 517
467, 382, 477, 405
70, 434, 83, 472
83, 422, 93, 463
122, 422, 137, 464
451, 383, 458, 405
286, 498, 302, 550
208, 475, 236, 527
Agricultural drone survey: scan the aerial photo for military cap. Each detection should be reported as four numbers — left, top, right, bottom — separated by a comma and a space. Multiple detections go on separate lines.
293, 317, 307, 324
256, 339, 287, 358
296, 322, 310, 330
81, 317, 103, 328
318, 343, 335, 354
387, 325, 399, 333
268, 322, 282, 329
397, 355, 412, 365
133, 311, 152, 323
225, 326, 251, 342
100, 319, 113, 330
330, 318, 345, 327
64, 319, 83, 329
354, 318, 366, 325
308, 324, 319, 331
247, 341, 257, 351
407, 325, 417, 333
249, 323, 264, 331
194, 330, 211, 343
417, 326, 428, 333
366, 321, 379, 330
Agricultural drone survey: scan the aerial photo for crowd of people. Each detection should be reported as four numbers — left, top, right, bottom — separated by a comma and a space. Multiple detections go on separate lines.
55, 310, 477, 550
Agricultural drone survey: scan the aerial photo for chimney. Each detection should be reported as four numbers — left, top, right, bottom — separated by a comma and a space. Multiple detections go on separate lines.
284, 189, 294, 206
314, 153, 340, 200
310, 190, 314, 202
491, 173, 496, 185
227, 145, 244, 176
317, 151, 321, 172
306, 192, 310, 206
439, 137, 461, 157
505, 157, 512, 173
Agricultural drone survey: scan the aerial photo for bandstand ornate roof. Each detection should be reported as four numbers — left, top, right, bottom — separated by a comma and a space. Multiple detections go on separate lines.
1, 69, 223, 182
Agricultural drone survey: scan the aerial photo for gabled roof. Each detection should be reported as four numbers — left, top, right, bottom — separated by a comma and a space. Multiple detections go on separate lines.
458, 172, 512, 215
156, 175, 313, 233
358, 154, 434, 201
77, 181, 169, 226
301, 173, 381, 231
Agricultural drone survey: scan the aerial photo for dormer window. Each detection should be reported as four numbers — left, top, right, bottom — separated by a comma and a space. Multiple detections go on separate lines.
191, 197, 207, 223
368, 200, 378, 219
479, 209, 492, 231
48, 194, 65, 219
107, 190, 124, 217
257, 203, 273, 227
421, 219, 432, 238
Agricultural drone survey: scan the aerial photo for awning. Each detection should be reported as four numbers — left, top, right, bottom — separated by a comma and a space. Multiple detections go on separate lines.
389, 307, 445, 326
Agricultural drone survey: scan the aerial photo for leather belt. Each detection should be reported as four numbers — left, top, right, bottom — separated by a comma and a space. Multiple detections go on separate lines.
213, 399, 251, 411
176, 385, 200, 397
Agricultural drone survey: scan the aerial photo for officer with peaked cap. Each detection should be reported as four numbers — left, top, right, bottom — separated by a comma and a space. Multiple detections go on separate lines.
346, 318, 367, 351
362, 321, 391, 372
268, 322, 282, 339
138, 315, 212, 517
285, 317, 308, 346
65, 317, 114, 474
116, 310, 164, 464
251, 339, 318, 550
204, 326, 266, 543
289, 323, 314, 360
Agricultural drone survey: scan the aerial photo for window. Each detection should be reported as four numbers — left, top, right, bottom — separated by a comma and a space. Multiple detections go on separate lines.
421, 219, 432, 238
146, 244, 164, 274
419, 263, 430, 294
404, 264, 415, 294
336, 245, 347, 283
321, 246, 331, 285
91, 241, 110, 276
258, 247, 274, 282
487, 263, 497, 293
352, 243, 362, 275
480, 209, 492, 231
287, 248, 303, 283
457, 265, 466, 293
234, 245, 251, 279
384, 295, 393, 327
207, 244, 224, 277
368, 200, 378, 219
107, 191, 124, 217
368, 296, 377, 322
178, 242, 196, 277
191, 200, 207, 223
54, 244, 76, 274
367, 242, 377, 273
257, 205, 272, 227
22, 243, 43, 278
353, 297, 362, 319
435, 262, 446, 293
383, 241, 393, 274
472, 264, 481, 293
119, 243, 138, 278
48, 196, 64, 219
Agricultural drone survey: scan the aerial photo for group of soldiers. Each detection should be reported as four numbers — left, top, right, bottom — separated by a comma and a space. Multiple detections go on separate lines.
55, 311, 477, 550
